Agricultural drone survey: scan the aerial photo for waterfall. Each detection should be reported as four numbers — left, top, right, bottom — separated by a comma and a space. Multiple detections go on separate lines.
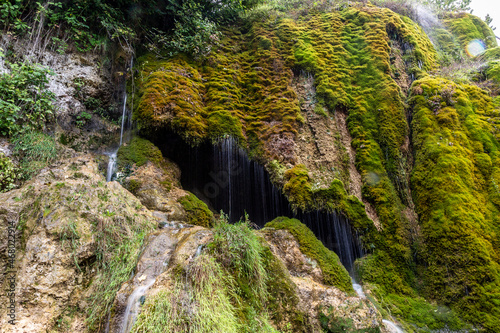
158, 135, 364, 271
119, 279, 156, 333
106, 58, 133, 182
382, 319, 405, 333
106, 151, 118, 182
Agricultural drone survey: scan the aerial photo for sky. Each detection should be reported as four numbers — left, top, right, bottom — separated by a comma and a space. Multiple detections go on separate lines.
470, 0, 500, 38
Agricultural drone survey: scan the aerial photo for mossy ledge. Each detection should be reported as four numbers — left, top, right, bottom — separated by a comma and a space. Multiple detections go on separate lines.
177, 192, 214, 227
265, 217, 353, 293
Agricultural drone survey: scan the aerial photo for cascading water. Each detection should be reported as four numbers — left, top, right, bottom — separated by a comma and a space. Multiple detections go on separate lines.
106, 58, 133, 182
119, 279, 156, 333
349, 279, 405, 332
158, 135, 363, 271
382, 319, 405, 333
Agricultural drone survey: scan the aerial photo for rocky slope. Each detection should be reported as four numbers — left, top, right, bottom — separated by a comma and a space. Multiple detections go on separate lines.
0, 152, 389, 332
1, 1, 500, 332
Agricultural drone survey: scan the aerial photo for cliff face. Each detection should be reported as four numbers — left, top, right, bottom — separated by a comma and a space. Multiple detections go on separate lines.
1, 1, 500, 333
0, 153, 384, 333
132, 3, 500, 332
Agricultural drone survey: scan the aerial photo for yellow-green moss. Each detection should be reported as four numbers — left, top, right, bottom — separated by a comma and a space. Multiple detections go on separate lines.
409, 76, 500, 331
265, 217, 353, 293
178, 192, 214, 227
259, 239, 308, 332
117, 136, 164, 168
443, 13, 498, 52
134, 5, 441, 298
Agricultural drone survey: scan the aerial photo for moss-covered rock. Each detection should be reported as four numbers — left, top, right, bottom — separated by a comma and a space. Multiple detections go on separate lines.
117, 136, 164, 168
265, 217, 353, 293
443, 12, 498, 53
409, 76, 500, 331
178, 192, 214, 227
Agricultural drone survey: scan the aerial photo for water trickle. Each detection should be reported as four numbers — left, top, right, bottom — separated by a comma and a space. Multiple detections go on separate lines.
352, 279, 366, 299
106, 58, 133, 182
106, 150, 118, 182
195, 245, 203, 258
158, 135, 364, 271
120, 279, 156, 333
351, 280, 405, 332
382, 319, 405, 333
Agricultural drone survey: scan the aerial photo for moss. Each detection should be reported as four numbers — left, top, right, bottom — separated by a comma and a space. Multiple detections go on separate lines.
178, 192, 214, 227
319, 309, 381, 333
127, 179, 141, 195
117, 136, 164, 168
259, 238, 308, 332
132, 5, 500, 329
265, 217, 353, 293
481, 46, 500, 60
282, 165, 312, 210
443, 13, 498, 52
409, 76, 500, 331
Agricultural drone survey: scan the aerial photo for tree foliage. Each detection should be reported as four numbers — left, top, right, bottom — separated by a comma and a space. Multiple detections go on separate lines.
0, 0, 257, 56
423, 0, 471, 12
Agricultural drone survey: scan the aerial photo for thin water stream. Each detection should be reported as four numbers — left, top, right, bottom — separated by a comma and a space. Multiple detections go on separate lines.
350, 278, 405, 332
106, 59, 132, 182
119, 279, 156, 333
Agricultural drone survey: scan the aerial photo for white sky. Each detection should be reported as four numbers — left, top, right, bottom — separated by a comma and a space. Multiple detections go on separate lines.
470, 0, 500, 39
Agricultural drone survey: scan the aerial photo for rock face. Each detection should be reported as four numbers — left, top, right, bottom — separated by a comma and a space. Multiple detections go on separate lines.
1, 33, 124, 153
0, 154, 160, 332
263, 228, 381, 332
0, 152, 386, 333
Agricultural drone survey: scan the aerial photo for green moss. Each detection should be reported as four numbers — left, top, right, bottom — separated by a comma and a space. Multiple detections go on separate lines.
265, 217, 353, 293
131, 5, 500, 330
481, 46, 500, 60
127, 179, 141, 195
319, 309, 381, 333
409, 76, 500, 331
486, 60, 500, 84
283, 165, 312, 210
117, 136, 164, 168
443, 13, 498, 52
380, 293, 471, 332
178, 192, 214, 227
260, 238, 308, 332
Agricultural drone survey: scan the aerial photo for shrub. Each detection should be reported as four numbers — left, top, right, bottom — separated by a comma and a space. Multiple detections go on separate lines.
0, 59, 56, 136
0, 153, 18, 192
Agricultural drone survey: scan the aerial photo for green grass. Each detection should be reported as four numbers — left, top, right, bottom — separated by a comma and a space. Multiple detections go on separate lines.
132, 255, 241, 333
86, 218, 155, 330
132, 217, 299, 332
11, 131, 57, 180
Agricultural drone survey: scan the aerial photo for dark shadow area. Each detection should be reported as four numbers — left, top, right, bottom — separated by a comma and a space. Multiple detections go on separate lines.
155, 133, 364, 271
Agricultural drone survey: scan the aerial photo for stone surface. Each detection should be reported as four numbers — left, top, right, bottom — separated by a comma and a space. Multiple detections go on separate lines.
0, 154, 159, 332
263, 228, 384, 332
